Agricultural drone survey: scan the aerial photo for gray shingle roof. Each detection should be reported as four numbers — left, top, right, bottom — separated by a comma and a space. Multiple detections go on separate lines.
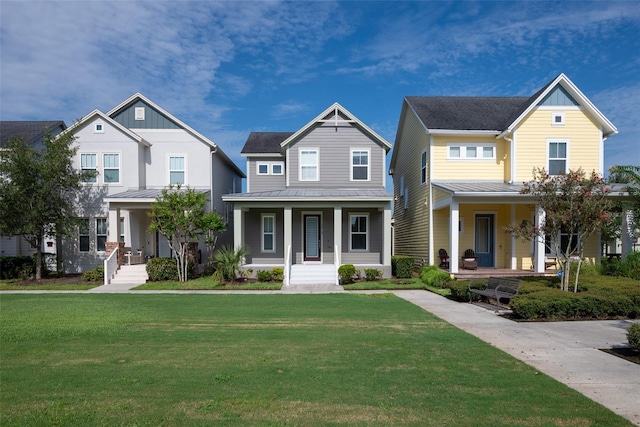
405, 97, 529, 131
0, 121, 66, 148
241, 132, 293, 154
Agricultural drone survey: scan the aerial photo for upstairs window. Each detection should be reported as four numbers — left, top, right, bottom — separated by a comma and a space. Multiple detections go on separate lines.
351, 149, 369, 181
257, 162, 283, 175
94, 123, 104, 133
552, 112, 565, 126
135, 107, 145, 121
300, 149, 318, 181
272, 163, 283, 175
96, 218, 107, 251
350, 214, 368, 251
169, 156, 185, 185
103, 153, 120, 183
548, 140, 568, 175
257, 163, 269, 175
80, 153, 97, 183
420, 149, 427, 185
78, 218, 90, 252
447, 143, 495, 160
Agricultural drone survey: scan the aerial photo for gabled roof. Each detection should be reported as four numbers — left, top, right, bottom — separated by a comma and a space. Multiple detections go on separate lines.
241, 132, 293, 155
280, 102, 392, 152
0, 121, 66, 148
64, 109, 151, 147
107, 93, 245, 177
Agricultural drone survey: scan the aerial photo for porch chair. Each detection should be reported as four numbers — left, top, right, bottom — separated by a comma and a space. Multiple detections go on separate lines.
438, 249, 450, 269
462, 249, 478, 270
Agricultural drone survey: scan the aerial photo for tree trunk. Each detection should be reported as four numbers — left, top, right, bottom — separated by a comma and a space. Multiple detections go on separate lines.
34, 235, 43, 280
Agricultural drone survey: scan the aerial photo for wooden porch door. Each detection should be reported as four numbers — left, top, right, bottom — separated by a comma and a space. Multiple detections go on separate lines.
304, 215, 321, 261
475, 214, 495, 267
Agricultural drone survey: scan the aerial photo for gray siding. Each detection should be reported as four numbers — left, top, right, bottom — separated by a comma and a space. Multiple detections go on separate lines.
539, 85, 579, 106
247, 157, 286, 192
112, 100, 180, 129
243, 209, 284, 263
287, 122, 386, 189
292, 208, 334, 264
341, 208, 383, 264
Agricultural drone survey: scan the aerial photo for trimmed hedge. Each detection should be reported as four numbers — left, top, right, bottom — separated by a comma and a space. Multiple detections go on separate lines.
364, 268, 382, 281
146, 258, 180, 282
338, 264, 358, 284
419, 265, 451, 288
82, 265, 104, 282
392, 256, 414, 279
628, 323, 640, 351
510, 291, 638, 320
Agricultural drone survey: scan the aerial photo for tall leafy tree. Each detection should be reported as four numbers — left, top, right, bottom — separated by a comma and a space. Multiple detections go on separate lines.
506, 168, 612, 292
0, 128, 87, 279
148, 186, 226, 282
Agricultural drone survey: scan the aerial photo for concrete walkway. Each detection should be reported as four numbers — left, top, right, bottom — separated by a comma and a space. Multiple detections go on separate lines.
2, 283, 639, 424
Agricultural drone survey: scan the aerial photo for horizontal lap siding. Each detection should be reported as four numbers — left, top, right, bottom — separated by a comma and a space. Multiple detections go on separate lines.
432, 208, 450, 261
287, 123, 386, 189
342, 208, 383, 263
515, 109, 602, 182
393, 110, 430, 262
432, 136, 508, 181
244, 209, 284, 264
247, 158, 286, 192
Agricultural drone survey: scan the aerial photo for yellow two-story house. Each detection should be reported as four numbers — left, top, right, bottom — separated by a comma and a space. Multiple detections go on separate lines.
390, 73, 618, 274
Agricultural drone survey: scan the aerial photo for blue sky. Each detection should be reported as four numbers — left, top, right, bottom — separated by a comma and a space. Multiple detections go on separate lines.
1, 1, 638, 187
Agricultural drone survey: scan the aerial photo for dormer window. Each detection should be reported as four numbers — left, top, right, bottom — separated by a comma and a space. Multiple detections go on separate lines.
552, 112, 565, 126
135, 107, 145, 121
94, 123, 104, 133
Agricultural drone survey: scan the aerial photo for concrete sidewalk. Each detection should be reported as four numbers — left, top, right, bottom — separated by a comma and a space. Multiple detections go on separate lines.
391, 290, 640, 426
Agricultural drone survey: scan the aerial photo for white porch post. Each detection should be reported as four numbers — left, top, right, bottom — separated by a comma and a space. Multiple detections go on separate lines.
383, 205, 392, 272
108, 206, 121, 241
233, 205, 243, 251
621, 209, 632, 257
284, 206, 292, 258
535, 205, 545, 273
450, 201, 459, 273
333, 206, 341, 263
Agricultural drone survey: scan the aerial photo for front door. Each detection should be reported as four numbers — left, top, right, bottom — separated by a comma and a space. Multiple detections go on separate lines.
304, 215, 321, 261
475, 214, 495, 267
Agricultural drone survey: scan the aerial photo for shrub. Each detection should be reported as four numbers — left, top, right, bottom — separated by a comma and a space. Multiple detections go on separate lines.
419, 265, 451, 288
444, 280, 476, 301
146, 258, 179, 282
364, 268, 382, 281
256, 269, 273, 282
214, 245, 248, 282
82, 265, 104, 282
628, 323, 640, 352
602, 252, 640, 280
0, 256, 34, 280
338, 264, 358, 284
271, 267, 284, 282
392, 256, 414, 279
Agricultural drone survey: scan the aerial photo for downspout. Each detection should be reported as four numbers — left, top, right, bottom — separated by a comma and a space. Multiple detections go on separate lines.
503, 133, 514, 184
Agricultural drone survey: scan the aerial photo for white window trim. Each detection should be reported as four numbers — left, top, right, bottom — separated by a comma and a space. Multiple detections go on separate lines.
80, 153, 97, 184
271, 162, 284, 175
350, 148, 370, 182
94, 123, 104, 133
261, 214, 276, 253
257, 162, 269, 175
349, 213, 369, 252
135, 107, 145, 121
552, 111, 565, 126
420, 149, 427, 185
167, 154, 187, 186
546, 139, 570, 175
102, 152, 121, 185
256, 161, 284, 176
299, 148, 319, 182
446, 142, 496, 160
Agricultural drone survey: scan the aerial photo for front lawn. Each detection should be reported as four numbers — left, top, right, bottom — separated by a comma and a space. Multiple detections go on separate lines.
0, 294, 631, 426
134, 275, 282, 290
0, 275, 97, 291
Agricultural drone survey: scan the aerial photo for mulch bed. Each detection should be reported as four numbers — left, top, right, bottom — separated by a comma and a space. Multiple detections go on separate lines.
6, 275, 87, 287
600, 347, 640, 365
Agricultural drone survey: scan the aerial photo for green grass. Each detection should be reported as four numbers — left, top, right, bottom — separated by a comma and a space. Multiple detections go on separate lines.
0, 279, 96, 291
134, 276, 282, 290
343, 277, 427, 290
0, 294, 631, 426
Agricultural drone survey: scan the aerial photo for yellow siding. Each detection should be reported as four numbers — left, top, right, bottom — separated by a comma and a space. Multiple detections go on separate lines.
432, 136, 509, 181
515, 109, 601, 182
432, 208, 450, 256
432, 188, 450, 205
392, 109, 431, 262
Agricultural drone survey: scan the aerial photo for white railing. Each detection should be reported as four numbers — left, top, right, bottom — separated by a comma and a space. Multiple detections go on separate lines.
334, 245, 340, 285
284, 245, 292, 287
104, 247, 119, 286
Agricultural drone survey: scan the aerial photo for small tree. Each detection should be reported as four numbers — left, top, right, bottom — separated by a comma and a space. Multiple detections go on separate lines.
148, 186, 226, 282
0, 128, 88, 279
506, 168, 612, 292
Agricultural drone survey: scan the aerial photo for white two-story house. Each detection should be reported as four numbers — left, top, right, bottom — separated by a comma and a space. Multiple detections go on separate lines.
60, 93, 244, 274
223, 103, 393, 285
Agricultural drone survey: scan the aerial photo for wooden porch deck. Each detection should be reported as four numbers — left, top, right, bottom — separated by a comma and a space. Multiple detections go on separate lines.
447, 268, 558, 280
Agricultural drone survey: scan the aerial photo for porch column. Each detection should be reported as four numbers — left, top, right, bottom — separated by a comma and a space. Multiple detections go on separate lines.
108, 206, 121, 241
284, 206, 292, 261
333, 206, 342, 264
382, 205, 392, 272
621, 209, 633, 257
450, 201, 459, 273
534, 205, 545, 273
233, 205, 244, 250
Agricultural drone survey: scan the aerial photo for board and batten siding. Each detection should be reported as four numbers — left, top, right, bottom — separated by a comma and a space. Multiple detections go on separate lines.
111, 100, 180, 129
392, 108, 431, 264
247, 157, 286, 192
431, 136, 508, 181
286, 122, 386, 189
514, 108, 602, 182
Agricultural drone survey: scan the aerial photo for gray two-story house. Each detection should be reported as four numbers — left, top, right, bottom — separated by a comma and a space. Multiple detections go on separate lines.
222, 103, 393, 285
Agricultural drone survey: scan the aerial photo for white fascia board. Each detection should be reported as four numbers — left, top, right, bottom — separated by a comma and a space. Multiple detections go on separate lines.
241, 153, 284, 158
64, 110, 149, 146
222, 196, 393, 203
428, 129, 500, 136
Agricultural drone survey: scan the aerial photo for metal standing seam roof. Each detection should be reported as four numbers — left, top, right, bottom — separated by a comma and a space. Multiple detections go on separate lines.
432, 182, 525, 195
223, 188, 393, 200
104, 188, 210, 201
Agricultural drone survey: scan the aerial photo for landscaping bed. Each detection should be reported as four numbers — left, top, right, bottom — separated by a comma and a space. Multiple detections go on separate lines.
0, 275, 97, 291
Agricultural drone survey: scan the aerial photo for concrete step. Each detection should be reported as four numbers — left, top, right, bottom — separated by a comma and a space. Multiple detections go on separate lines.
110, 264, 148, 284
289, 264, 337, 285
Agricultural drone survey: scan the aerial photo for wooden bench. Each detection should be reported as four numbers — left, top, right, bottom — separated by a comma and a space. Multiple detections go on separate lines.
468, 277, 522, 310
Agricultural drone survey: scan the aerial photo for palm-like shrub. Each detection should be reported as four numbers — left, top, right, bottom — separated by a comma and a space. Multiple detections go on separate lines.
213, 245, 248, 282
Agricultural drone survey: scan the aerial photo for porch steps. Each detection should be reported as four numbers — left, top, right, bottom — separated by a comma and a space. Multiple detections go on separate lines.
110, 264, 148, 285
289, 264, 337, 285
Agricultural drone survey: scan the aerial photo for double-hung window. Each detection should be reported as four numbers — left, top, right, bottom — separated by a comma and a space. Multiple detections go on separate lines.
300, 149, 318, 181
80, 154, 97, 183
350, 214, 368, 251
169, 156, 185, 185
420, 150, 427, 185
262, 214, 275, 252
96, 218, 107, 251
78, 218, 90, 252
103, 153, 120, 183
548, 140, 567, 175
351, 149, 369, 181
